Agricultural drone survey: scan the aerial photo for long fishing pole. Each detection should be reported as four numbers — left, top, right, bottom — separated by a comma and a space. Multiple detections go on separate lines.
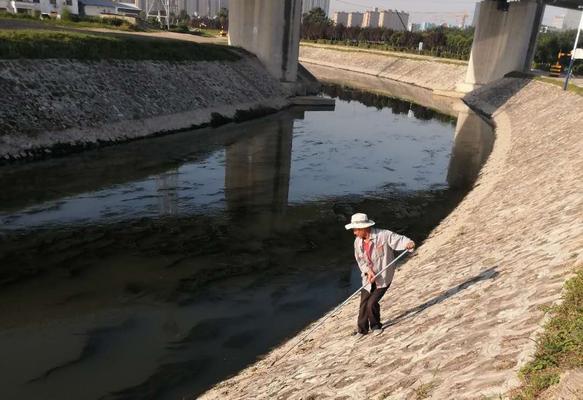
270, 249, 412, 366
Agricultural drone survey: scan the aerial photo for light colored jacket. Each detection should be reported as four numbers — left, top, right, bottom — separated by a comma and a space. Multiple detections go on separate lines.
354, 228, 411, 292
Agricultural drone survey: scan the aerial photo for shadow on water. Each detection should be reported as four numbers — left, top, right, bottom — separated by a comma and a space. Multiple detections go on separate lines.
0, 84, 494, 400
28, 319, 136, 383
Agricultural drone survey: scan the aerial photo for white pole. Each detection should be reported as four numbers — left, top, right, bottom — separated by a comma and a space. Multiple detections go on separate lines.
563, 9, 583, 90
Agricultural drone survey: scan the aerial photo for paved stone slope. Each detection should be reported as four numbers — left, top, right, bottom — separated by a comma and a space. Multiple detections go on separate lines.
300, 44, 467, 92
0, 56, 289, 160
199, 79, 583, 399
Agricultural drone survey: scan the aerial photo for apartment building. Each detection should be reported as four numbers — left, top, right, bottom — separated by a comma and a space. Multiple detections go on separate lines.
347, 11, 363, 27
379, 10, 409, 31
332, 10, 348, 26
362, 8, 379, 28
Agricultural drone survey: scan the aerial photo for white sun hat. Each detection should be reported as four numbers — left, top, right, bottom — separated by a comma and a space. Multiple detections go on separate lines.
345, 213, 376, 230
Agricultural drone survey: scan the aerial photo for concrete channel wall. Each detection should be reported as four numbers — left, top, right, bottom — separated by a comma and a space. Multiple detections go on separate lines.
0, 56, 290, 161
199, 69, 583, 397
299, 43, 468, 94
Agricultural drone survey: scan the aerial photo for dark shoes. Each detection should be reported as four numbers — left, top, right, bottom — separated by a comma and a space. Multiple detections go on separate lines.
353, 326, 384, 339
352, 330, 367, 339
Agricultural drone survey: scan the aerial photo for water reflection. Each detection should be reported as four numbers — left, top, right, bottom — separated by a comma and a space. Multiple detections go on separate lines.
447, 108, 495, 189
323, 84, 457, 124
0, 85, 494, 400
225, 116, 293, 215
156, 169, 180, 216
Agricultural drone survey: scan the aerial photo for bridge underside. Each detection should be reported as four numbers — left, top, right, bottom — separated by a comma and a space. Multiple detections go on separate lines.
227, 0, 579, 91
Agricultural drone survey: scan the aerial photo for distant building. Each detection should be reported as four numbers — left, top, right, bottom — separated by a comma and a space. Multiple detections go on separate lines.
408, 21, 438, 31
302, 0, 329, 17
379, 10, 408, 31
563, 9, 582, 30
332, 11, 348, 26
209, 0, 227, 16
539, 24, 559, 33
410, 22, 422, 32
83, 0, 140, 18
185, 0, 199, 16
419, 22, 437, 31
550, 15, 565, 30
362, 7, 379, 28
1, 0, 79, 16
179, 0, 227, 18
347, 11, 363, 27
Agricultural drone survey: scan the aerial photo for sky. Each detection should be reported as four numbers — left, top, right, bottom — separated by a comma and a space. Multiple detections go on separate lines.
329, 0, 567, 26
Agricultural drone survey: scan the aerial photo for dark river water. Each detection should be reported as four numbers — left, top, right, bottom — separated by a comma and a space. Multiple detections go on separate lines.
0, 85, 494, 400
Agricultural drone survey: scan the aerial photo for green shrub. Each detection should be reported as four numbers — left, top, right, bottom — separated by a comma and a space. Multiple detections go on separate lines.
170, 23, 189, 33
572, 62, 583, 76
60, 8, 74, 22
0, 11, 36, 20
511, 269, 583, 399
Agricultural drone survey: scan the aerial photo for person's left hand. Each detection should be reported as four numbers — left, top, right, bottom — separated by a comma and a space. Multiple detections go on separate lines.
406, 241, 416, 251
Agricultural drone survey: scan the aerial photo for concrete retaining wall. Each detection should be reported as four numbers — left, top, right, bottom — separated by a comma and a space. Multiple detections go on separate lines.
299, 43, 468, 93
200, 77, 583, 399
0, 56, 290, 161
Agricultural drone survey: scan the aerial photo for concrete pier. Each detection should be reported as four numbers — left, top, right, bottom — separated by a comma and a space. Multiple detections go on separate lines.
458, 0, 545, 92
228, 0, 302, 82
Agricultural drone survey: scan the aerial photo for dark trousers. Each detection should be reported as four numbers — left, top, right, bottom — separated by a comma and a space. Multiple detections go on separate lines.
357, 282, 389, 333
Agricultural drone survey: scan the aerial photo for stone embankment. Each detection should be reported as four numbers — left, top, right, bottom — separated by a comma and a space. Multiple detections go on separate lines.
200, 75, 583, 397
0, 55, 290, 161
299, 43, 468, 94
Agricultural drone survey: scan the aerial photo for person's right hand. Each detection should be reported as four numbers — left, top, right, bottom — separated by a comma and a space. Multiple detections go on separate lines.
367, 269, 376, 284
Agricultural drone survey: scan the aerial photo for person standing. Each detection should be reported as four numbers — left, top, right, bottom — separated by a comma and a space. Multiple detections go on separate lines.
345, 213, 415, 337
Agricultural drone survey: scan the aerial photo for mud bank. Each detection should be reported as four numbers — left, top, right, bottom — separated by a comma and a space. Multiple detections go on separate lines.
200, 76, 583, 399
0, 56, 290, 161
299, 43, 468, 94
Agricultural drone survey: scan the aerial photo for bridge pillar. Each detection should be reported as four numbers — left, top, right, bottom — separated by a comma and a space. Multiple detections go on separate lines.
458, 0, 545, 92
228, 0, 302, 83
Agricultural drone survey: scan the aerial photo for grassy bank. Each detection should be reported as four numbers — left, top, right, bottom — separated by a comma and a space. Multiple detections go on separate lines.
536, 76, 583, 96
0, 30, 239, 61
0, 11, 139, 31
511, 268, 583, 399
194, 28, 222, 37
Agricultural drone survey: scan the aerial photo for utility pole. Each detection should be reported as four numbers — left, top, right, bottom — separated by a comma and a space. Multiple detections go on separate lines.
563, 7, 583, 90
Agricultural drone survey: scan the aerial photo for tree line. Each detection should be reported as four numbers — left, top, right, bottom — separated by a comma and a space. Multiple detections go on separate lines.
301, 8, 473, 60
302, 7, 582, 74
535, 30, 582, 75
